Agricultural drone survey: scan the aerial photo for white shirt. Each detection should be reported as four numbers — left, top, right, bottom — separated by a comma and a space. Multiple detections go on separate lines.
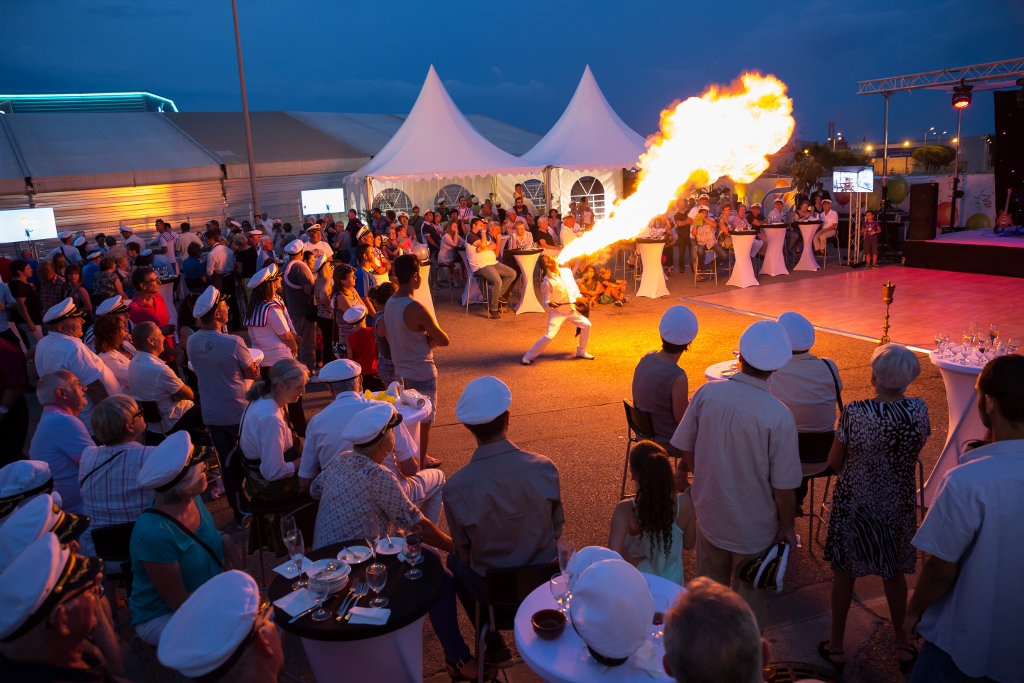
246, 302, 295, 365
540, 268, 582, 308
34, 331, 120, 434
239, 396, 296, 481
127, 351, 193, 431
299, 391, 417, 480
671, 372, 802, 554
766, 353, 842, 432
819, 209, 838, 233
912, 440, 1024, 681
559, 225, 576, 248
156, 231, 177, 253
174, 232, 203, 259
766, 208, 786, 223
98, 349, 132, 394
206, 243, 235, 276
466, 233, 498, 272
123, 235, 146, 251
47, 244, 84, 265
303, 239, 333, 262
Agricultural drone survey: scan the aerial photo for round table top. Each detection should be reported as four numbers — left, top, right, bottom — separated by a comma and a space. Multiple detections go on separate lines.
761, 223, 788, 229
635, 237, 667, 244
394, 398, 432, 425
269, 540, 444, 642
705, 360, 738, 381
728, 230, 758, 236
928, 349, 984, 375
509, 248, 544, 256
514, 572, 684, 683
795, 220, 823, 226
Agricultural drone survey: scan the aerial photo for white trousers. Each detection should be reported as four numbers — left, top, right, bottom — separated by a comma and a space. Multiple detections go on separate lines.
813, 229, 836, 251
524, 308, 591, 361
399, 467, 445, 525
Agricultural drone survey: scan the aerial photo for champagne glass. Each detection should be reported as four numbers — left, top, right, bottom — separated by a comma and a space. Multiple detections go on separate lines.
939, 333, 951, 357
549, 573, 570, 614
969, 321, 980, 337
404, 525, 423, 580
989, 324, 999, 344
280, 514, 298, 574
366, 563, 389, 608
651, 595, 670, 645
934, 334, 944, 356
283, 530, 306, 591
363, 515, 380, 561
308, 571, 331, 622
558, 540, 575, 581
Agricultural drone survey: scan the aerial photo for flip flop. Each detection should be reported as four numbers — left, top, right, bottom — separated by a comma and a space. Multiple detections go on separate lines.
817, 640, 845, 673
422, 455, 443, 469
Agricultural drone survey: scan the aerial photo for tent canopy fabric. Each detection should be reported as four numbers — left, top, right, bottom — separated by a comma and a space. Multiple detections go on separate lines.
0, 126, 26, 196
520, 65, 647, 171
346, 66, 541, 182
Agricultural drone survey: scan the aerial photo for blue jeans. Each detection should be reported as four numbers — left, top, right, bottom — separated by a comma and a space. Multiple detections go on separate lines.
401, 376, 437, 422
910, 641, 998, 683
422, 546, 471, 665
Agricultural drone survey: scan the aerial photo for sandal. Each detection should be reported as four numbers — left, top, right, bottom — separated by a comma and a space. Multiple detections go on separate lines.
817, 640, 845, 673
444, 657, 478, 682
422, 455, 443, 469
896, 644, 918, 673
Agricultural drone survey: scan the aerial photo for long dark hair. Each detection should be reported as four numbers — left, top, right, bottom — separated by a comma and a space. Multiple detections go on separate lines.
630, 441, 676, 558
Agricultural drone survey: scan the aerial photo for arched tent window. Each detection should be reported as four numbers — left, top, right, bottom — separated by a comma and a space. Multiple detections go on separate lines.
570, 176, 606, 220
522, 178, 546, 214
373, 188, 413, 214
434, 184, 471, 211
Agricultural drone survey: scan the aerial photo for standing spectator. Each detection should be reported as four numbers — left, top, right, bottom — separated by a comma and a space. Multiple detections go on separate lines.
34, 299, 118, 434
0, 278, 20, 346
421, 210, 441, 259
810, 181, 832, 204
352, 244, 378, 317
344, 208, 364, 242
820, 343, 929, 674
370, 207, 389, 236
92, 257, 125, 305
0, 252, 10, 282
861, 210, 881, 269
233, 233, 258, 291
92, 312, 134, 393
466, 218, 516, 319
6, 259, 43, 350
302, 224, 333, 262
312, 255, 336, 366
63, 265, 93, 323
36, 260, 72, 315
905, 354, 1024, 683
128, 322, 205, 439
206, 229, 238, 329
47, 230, 85, 265
579, 197, 595, 229
0, 336, 29, 466
181, 242, 206, 294
372, 282, 398, 387
670, 320, 801, 628
331, 265, 362, 356
384, 254, 448, 463
174, 222, 203, 265
344, 306, 384, 391
28, 370, 94, 513
81, 251, 102, 295
273, 222, 297, 257
281, 241, 315, 371
128, 266, 175, 362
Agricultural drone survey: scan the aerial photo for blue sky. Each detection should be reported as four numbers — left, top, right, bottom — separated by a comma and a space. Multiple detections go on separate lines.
3, 0, 1022, 145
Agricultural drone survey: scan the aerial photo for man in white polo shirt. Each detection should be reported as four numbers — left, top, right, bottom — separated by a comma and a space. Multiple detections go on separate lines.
34, 299, 118, 435
813, 199, 838, 255
46, 231, 84, 265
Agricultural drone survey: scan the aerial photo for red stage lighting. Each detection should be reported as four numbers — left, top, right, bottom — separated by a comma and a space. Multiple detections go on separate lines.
952, 83, 973, 109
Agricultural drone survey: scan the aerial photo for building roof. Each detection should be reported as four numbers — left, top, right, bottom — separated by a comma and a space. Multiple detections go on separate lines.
0, 92, 178, 114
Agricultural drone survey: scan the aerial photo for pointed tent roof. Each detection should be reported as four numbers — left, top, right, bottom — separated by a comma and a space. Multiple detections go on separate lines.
347, 66, 540, 182
520, 65, 647, 170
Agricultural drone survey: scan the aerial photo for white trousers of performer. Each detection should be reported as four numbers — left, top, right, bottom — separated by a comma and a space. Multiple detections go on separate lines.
399, 468, 445, 525
524, 307, 591, 361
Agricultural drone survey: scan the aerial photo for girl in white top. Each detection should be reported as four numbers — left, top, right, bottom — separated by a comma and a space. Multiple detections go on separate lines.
437, 221, 466, 287
243, 264, 297, 367
608, 441, 696, 584
522, 256, 594, 365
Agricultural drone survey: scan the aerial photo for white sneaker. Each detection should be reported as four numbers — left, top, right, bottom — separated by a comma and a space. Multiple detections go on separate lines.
576, 352, 595, 360
521, 357, 532, 365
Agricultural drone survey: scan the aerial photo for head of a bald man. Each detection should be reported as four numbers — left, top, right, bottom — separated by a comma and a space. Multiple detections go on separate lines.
131, 321, 164, 356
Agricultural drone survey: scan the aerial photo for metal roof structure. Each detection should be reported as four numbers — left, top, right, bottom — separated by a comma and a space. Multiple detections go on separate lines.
0, 92, 178, 114
857, 58, 1024, 95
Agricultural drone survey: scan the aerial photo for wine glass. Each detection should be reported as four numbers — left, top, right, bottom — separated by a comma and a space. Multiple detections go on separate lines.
651, 595, 670, 645
1008, 338, 1021, 355
989, 324, 1000, 344
308, 571, 332, 622
934, 333, 944, 356
969, 321, 980, 337
404, 525, 423, 580
549, 573, 570, 614
939, 333, 951, 357
283, 530, 306, 591
280, 514, 298, 574
558, 540, 575, 582
366, 563, 389, 608
363, 515, 380, 561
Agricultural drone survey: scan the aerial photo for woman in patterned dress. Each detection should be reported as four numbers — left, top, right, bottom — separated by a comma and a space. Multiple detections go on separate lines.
820, 344, 931, 674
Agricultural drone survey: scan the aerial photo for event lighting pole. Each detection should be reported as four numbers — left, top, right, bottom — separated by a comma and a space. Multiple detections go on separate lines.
231, 0, 260, 219
879, 92, 890, 257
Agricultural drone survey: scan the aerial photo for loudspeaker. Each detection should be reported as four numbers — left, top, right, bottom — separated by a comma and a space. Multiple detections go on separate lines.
622, 169, 639, 198
994, 90, 1024, 223
908, 183, 938, 240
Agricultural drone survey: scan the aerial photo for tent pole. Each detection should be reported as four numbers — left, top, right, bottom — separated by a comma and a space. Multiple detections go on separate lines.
543, 166, 553, 214
365, 176, 373, 214
231, 0, 260, 219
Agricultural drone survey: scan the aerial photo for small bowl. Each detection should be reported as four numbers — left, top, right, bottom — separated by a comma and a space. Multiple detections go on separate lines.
531, 609, 566, 640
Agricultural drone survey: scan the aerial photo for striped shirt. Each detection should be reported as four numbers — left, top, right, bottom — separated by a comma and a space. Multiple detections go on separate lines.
79, 443, 154, 529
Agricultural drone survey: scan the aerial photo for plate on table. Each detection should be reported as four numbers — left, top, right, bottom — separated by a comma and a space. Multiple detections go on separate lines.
305, 559, 351, 580
375, 538, 406, 556
337, 546, 373, 564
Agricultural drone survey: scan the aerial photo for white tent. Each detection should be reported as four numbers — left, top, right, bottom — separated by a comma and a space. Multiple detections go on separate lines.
345, 66, 541, 210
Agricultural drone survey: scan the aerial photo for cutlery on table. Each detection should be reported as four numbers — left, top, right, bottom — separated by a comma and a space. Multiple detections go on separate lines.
338, 581, 369, 622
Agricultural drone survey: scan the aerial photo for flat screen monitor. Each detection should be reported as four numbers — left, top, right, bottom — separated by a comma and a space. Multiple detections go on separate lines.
0, 207, 58, 245
301, 188, 346, 215
832, 166, 874, 194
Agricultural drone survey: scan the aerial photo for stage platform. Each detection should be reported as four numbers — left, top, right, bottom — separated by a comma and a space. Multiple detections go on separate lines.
903, 228, 1024, 278
685, 264, 1024, 351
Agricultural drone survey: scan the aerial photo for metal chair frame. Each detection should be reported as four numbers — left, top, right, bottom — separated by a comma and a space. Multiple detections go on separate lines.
621, 400, 656, 498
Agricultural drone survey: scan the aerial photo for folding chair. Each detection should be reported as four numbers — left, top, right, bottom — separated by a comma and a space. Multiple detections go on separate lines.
138, 400, 166, 445
235, 491, 317, 586
621, 400, 656, 498
91, 522, 136, 636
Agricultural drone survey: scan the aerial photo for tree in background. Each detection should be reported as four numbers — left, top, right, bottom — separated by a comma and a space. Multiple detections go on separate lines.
786, 143, 871, 192
911, 145, 957, 173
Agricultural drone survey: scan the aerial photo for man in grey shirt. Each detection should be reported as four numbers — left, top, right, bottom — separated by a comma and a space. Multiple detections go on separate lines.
186, 285, 257, 520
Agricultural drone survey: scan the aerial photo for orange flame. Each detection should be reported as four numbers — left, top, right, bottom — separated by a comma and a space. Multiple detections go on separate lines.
558, 72, 794, 263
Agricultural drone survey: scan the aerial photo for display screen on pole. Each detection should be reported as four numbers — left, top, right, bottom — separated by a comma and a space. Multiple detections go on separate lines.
832, 166, 874, 193
0, 207, 59, 245
301, 188, 346, 214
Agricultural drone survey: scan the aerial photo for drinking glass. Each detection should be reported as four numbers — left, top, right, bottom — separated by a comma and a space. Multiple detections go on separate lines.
308, 571, 331, 622
990, 324, 999, 344
280, 515, 298, 574
404, 525, 423, 580
366, 563, 389, 608
939, 333, 951, 357
363, 515, 380, 561
283, 530, 306, 590
558, 540, 575, 576
651, 595, 670, 645
969, 321, 980, 336
549, 573, 570, 614
934, 334, 944, 355
1008, 338, 1021, 355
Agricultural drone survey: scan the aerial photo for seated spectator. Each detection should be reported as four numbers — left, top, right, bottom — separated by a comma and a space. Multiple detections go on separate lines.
608, 441, 695, 584
443, 376, 563, 667
691, 206, 727, 280
0, 534, 128, 682
0, 460, 60, 521
130, 432, 228, 645
437, 222, 466, 287
181, 242, 206, 294
0, 492, 90, 572
37, 260, 72, 314
663, 577, 770, 683
92, 257, 124, 305
310, 403, 479, 680
158, 570, 283, 683
576, 266, 603, 306
28, 371, 94, 514
93, 312, 134, 393
0, 335, 29, 467
344, 306, 384, 392
84, 293, 136, 350
597, 267, 626, 305
821, 343, 929, 674
128, 321, 204, 438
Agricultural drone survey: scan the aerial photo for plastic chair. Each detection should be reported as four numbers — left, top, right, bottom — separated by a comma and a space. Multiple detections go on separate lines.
621, 400, 656, 498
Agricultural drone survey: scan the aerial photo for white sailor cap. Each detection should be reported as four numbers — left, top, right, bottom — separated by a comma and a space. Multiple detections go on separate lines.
570, 559, 654, 664
659, 306, 699, 345
822, 198, 832, 204
455, 376, 512, 425
86, 250, 103, 261
398, 212, 409, 219
752, 202, 762, 208
194, 285, 227, 318
342, 305, 366, 324
140, 249, 153, 257
72, 236, 86, 247
137, 432, 196, 491
698, 193, 709, 201
230, 220, 241, 228
777, 312, 815, 352
773, 196, 784, 203
158, 570, 263, 679
564, 546, 620, 589
273, 218, 282, 225
0, 534, 102, 642
247, 263, 281, 289
313, 359, 361, 383
0, 494, 90, 573
739, 320, 792, 372
356, 226, 371, 240
283, 240, 305, 255
42, 298, 86, 324
696, 205, 709, 213
249, 230, 262, 236
120, 225, 134, 233
307, 223, 323, 233
313, 254, 329, 274
95, 295, 130, 317
0, 461, 56, 519
58, 230, 72, 239
340, 403, 403, 448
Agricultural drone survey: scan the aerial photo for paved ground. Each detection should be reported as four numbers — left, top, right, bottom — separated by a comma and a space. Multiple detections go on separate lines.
39, 262, 951, 682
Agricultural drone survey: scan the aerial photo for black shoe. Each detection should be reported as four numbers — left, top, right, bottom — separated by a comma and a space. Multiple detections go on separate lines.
484, 635, 514, 670
489, 310, 502, 319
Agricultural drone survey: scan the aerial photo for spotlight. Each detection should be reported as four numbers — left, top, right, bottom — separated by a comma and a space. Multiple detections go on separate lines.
952, 82, 973, 109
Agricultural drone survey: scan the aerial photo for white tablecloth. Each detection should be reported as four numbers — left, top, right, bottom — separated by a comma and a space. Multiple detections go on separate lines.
793, 222, 821, 272
924, 351, 985, 507
636, 241, 669, 299
705, 360, 737, 381
301, 616, 424, 683
409, 264, 435, 321
761, 226, 789, 276
513, 251, 545, 314
395, 398, 432, 458
726, 234, 759, 288
514, 573, 684, 683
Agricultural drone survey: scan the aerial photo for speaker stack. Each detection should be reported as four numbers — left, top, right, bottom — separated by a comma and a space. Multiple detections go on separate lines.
993, 90, 1024, 224
907, 183, 939, 241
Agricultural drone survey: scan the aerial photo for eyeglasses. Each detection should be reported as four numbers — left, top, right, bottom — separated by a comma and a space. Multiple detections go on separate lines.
132, 409, 145, 419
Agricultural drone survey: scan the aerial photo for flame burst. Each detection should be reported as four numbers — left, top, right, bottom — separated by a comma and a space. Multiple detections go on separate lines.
558, 73, 794, 264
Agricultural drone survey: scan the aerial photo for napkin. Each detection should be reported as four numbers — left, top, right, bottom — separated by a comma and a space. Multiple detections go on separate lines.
399, 389, 426, 409
273, 588, 317, 617
632, 640, 665, 678
347, 607, 390, 625
273, 557, 312, 579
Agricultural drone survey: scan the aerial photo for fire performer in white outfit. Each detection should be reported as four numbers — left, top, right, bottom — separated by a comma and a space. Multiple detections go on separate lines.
522, 256, 595, 365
